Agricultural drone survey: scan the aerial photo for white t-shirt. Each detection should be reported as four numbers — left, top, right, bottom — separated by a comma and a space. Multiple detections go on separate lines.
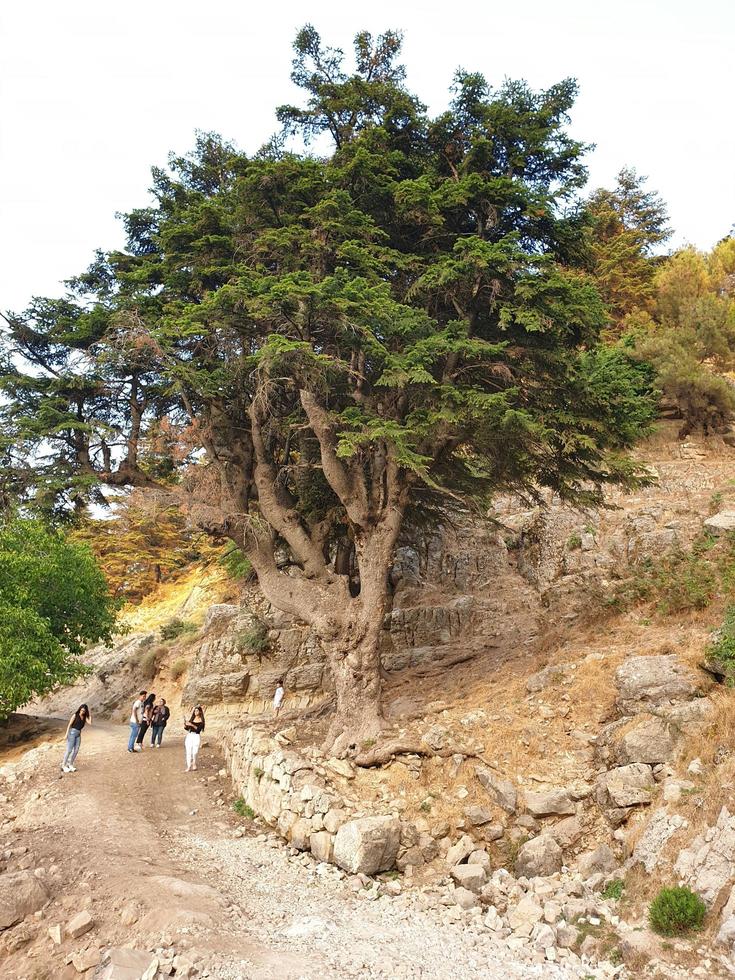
130, 699, 142, 723
273, 686, 284, 708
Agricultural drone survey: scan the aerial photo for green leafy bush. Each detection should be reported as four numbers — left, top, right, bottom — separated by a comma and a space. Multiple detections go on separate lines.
648, 886, 706, 936
160, 618, 197, 641
218, 543, 254, 581
232, 797, 255, 819
169, 657, 189, 681
706, 605, 735, 684
602, 879, 624, 901
0, 520, 120, 718
237, 620, 270, 655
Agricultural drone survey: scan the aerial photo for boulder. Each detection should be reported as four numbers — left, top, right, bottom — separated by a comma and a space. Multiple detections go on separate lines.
507, 895, 543, 935
450, 863, 487, 892
333, 816, 401, 874
453, 886, 478, 910
631, 810, 687, 872
514, 835, 563, 878
675, 806, 735, 906
704, 511, 735, 536
547, 816, 583, 848
480, 823, 504, 843
309, 831, 334, 864
616, 716, 677, 765
65, 909, 93, 939
289, 817, 313, 851
475, 766, 517, 813
0, 871, 48, 929
464, 805, 494, 826
615, 655, 704, 714
446, 834, 476, 867
524, 788, 576, 817
576, 844, 617, 877
595, 764, 655, 825
98, 948, 159, 980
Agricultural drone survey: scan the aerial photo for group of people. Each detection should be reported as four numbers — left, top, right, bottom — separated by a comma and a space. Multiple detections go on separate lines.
127, 691, 171, 751
61, 677, 284, 775
129, 690, 205, 771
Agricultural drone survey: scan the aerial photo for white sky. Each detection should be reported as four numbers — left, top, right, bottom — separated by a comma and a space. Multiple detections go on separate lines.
1, 0, 733, 314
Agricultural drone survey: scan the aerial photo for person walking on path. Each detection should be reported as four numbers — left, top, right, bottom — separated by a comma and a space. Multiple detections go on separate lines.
183, 705, 205, 772
128, 690, 147, 752
150, 697, 170, 747
62, 704, 91, 772
273, 679, 285, 718
135, 692, 156, 749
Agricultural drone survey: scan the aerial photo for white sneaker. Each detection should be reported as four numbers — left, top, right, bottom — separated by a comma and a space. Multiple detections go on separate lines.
69, 766, 77, 772
62, 765, 71, 773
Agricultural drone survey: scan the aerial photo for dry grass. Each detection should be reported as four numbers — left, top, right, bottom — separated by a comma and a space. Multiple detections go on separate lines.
122, 564, 229, 633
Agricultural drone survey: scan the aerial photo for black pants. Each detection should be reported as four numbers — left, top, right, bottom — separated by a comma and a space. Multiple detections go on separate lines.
136, 721, 149, 744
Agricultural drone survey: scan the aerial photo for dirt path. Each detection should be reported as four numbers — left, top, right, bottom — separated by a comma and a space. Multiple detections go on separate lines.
1, 720, 587, 980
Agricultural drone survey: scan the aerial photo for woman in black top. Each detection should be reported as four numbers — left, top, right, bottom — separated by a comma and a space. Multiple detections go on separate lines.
184, 705, 205, 772
135, 692, 156, 749
62, 704, 91, 772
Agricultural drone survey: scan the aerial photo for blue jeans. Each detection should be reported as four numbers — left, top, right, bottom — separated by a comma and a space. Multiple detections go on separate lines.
151, 724, 165, 746
63, 729, 81, 767
128, 722, 140, 751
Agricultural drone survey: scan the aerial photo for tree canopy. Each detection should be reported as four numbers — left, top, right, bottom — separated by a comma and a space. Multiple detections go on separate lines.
0, 520, 118, 718
0, 27, 658, 743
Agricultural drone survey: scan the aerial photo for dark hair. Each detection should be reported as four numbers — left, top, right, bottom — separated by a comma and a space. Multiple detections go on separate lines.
75, 704, 89, 720
276, 678, 283, 685
189, 705, 205, 721
139, 690, 147, 696
143, 693, 155, 708
160, 697, 166, 705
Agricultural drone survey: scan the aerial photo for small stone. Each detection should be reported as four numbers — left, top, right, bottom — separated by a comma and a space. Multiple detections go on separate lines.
119, 903, 139, 927
453, 886, 478, 910
72, 948, 100, 972
48, 924, 62, 945
451, 864, 487, 893
65, 910, 93, 940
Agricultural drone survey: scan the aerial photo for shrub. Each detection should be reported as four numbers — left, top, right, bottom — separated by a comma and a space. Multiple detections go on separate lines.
218, 543, 254, 581
160, 618, 197, 641
236, 620, 270, 655
648, 886, 706, 936
602, 878, 624, 901
169, 657, 189, 681
567, 534, 582, 550
139, 648, 159, 678
706, 604, 735, 684
232, 797, 255, 819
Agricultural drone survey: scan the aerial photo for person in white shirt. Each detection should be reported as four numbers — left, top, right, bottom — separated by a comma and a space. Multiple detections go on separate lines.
273, 679, 285, 717
128, 690, 147, 753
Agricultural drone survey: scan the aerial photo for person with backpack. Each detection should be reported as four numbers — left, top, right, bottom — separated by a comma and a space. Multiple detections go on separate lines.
135, 692, 156, 750
128, 690, 147, 752
62, 704, 91, 772
150, 697, 170, 747
183, 705, 205, 772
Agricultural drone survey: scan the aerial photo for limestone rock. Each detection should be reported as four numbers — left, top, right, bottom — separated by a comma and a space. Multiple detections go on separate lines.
507, 895, 543, 934
453, 886, 478, 910
704, 511, 735, 536
616, 716, 677, 765
524, 788, 576, 817
289, 817, 313, 851
514, 835, 563, 878
65, 909, 93, 939
0, 871, 48, 929
547, 815, 582, 848
674, 806, 735, 906
333, 816, 401, 875
475, 766, 517, 813
631, 810, 687, 872
464, 805, 494, 826
576, 844, 617, 877
98, 948, 159, 980
451, 863, 487, 893
595, 764, 655, 825
309, 831, 335, 864
615, 655, 704, 714
480, 823, 504, 843
72, 948, 100, 972
446, 834, 476, 867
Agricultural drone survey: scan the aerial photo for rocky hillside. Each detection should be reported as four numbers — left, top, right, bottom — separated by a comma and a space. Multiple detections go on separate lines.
31, 421, 735, 977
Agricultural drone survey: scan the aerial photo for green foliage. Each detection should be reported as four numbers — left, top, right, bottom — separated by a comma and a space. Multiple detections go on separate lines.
602, 878, 624, 901
160, 618, 197, 641
611, 532, 734, 616
139, 648, 159, 678
217, 542, 253, 581
706, 605, 735, 685
648, 886, 706, 936
169, 657, 189, 681
0, 519, 119, 718
236, 620, 270, 655
567, 534, 582, 550
232, 797, 255, 819
253, 766, 264, 780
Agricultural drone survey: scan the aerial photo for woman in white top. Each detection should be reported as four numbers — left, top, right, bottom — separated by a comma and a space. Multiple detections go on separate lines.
273, 679, 284, 717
